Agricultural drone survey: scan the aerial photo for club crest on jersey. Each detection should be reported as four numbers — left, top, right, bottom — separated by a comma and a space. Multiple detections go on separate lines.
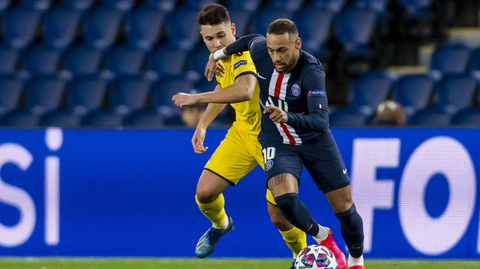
234, 60, 247, 70
291, 84, 301, 96
308, 89, 326, 97
265, 160, 274, 171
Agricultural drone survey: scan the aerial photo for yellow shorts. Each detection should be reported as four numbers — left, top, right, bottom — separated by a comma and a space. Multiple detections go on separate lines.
204, 125, 276, 205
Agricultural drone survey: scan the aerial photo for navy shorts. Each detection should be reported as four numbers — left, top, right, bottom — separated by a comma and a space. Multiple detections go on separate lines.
261, 132, 350, 193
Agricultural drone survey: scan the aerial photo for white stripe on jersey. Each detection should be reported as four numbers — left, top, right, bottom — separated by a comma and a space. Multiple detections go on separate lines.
269, 70, 290, 100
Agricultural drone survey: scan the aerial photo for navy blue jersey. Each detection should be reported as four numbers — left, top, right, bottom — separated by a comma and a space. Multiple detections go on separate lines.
226, 34, 330, 145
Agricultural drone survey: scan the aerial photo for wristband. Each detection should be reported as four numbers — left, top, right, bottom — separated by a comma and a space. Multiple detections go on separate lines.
213, 49, 227, 61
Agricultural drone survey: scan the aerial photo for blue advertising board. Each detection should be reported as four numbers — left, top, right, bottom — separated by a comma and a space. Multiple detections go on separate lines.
0, 128, 479, 259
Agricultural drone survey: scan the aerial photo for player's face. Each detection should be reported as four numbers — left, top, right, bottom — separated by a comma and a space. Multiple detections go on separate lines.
266, 33, 301, 74
200, 22, 236, 53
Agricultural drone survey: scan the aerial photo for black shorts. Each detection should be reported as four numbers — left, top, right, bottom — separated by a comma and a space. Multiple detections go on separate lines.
261, 131, 350, 193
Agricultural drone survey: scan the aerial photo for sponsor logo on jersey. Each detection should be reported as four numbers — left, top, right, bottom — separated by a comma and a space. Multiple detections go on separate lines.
265, 160, 274, 171
308, 89, 326, 97
291, 84, 301, 96
234, 60, 247, 70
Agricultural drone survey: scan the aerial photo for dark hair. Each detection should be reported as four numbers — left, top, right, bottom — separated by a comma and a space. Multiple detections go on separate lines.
267, 19, 298, 38
197, 4, 231, 26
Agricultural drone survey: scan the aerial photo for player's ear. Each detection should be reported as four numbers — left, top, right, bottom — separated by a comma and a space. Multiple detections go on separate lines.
230, 23, 236, 37
295, 38, 302, 50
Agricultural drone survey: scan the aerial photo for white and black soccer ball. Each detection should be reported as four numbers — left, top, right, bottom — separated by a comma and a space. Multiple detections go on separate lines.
294, 244, 338, 269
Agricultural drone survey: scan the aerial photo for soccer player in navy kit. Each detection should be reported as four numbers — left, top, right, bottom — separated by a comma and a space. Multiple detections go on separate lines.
205, 19, 366, 269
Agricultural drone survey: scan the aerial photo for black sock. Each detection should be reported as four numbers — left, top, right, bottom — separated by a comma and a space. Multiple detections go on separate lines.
274, 193, 319, 236
335, 203, 364, 258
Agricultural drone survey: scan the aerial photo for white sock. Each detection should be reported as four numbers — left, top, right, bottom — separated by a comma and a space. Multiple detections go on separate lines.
312, 225, 329, 243
348, 254, 364, 267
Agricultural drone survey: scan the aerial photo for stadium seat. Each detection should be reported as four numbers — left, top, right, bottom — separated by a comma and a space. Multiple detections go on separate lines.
147, 44, 188, 77
110, 76, 153, 115
25, 75, 68, 114
391, 73, 436, 119
20, 0, 51, 11
4, 110, 42, 128
152, 76, 196, 120
126, 7, 166, 50
433, 73, 478, 115
101, 0, 135, 11
82, 109, 125, 128
184, 0, 216, 10
0, 75, 26, 116
144, 0, 176, 12
335, 7, 377, 57
225, 0, 261, 12
23, 44, 62, 75
68, 76, 110, 115
125, 110, 166, 128
105, 44, 146, 76
297, 8, 334, 58
186, 44, 211, 78
469, 47, 480, 72
346, 71, 396, 117
398, 0, 432, 19
43, 6, 81, 49
452, 107, 480, 127
0, 0, 11, 15
228, 9, 252, 36
167, 7, 202, 50
430, 43, 472, 75
63, 0, 94, 11
62, 44, 103, 76
42, 110, 82, 128
329, 108, 368, 128
409, 108, 451, 127
269, 0, 303, 12
83, 7, 123, 49
2, 7, 41, 49
352, 0, 389, 19
0, 45, 20, 74
250, 8, 293, 36
311, 0, 346, 14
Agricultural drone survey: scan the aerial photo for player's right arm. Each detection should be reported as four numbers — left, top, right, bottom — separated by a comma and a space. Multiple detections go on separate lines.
192, 84, 226, 154
206, 34, 263, 81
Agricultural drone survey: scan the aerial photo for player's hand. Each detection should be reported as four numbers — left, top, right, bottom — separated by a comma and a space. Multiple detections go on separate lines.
205, 57, 225, 81
172, 92, 197, 108
192, 127, 208, 154
263, 105, 288, 123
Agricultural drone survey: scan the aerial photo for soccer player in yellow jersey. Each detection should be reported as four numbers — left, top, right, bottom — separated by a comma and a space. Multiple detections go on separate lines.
172, 4, 306, 264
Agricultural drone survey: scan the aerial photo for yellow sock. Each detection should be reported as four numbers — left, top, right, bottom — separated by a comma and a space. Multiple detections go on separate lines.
195, 194, 228, 228
279, 226, 307, 258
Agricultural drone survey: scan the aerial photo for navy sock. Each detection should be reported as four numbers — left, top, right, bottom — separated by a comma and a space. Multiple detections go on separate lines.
274, 193, 319, 236
335, 203, 364, 258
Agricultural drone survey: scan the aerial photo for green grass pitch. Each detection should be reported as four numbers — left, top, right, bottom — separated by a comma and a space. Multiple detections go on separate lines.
1, 258, 480, 269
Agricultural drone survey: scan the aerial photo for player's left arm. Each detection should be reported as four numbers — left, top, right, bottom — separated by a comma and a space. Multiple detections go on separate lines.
284, 68, 329, 133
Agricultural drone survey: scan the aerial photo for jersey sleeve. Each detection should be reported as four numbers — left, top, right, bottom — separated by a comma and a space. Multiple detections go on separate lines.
232, 51, 257, 80
285, 68, 329, 133
225, 34, 263, 55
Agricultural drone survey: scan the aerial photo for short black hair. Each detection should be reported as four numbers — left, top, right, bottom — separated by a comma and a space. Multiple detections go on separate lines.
267, 19, 298, 38
197, 4, 231, 27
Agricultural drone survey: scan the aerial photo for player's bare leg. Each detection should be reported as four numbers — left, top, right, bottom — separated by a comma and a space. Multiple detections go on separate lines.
195, 169, 234, 258
268, 173, 346, 269
267, 202, 307, 269
325, 185, 365, 268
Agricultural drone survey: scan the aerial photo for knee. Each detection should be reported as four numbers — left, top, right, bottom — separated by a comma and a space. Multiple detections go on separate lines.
268, 204, 293, 230
195, 187, 218, 204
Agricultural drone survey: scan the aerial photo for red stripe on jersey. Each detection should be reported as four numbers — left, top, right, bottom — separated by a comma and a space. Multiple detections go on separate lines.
280, 123, 296, 145
274, 73, 284, 98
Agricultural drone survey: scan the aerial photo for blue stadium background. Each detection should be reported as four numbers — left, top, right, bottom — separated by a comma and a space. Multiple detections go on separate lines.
0, 0, 479, 128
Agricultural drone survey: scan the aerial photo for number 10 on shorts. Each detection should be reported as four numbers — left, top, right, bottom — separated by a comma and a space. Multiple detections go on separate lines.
262, 147, 276, 172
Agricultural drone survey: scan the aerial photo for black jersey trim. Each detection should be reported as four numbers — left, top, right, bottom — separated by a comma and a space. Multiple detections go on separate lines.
204, 168, 236, 186
235, 71, 257, 81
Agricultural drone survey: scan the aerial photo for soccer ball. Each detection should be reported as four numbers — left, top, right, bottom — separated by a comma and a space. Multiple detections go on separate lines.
294, 244, 338, 269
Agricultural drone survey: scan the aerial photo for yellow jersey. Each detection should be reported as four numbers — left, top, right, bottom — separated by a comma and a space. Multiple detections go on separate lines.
215, 51, 261, 136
